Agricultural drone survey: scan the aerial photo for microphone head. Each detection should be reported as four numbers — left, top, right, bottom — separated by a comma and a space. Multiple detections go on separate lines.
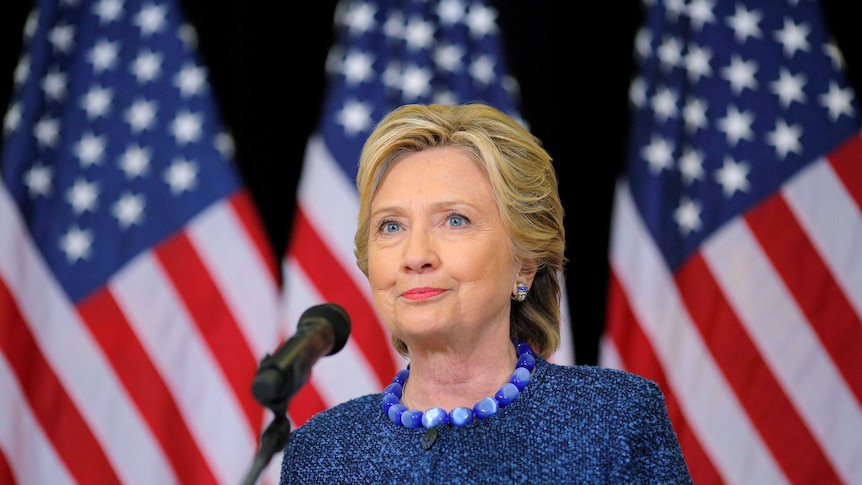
300, 303, 351, 355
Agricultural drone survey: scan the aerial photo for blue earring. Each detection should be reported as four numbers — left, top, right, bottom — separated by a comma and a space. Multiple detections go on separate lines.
512, 282, 528, 302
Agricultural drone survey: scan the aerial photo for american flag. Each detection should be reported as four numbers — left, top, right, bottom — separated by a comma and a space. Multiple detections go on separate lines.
282, 0, 574, 430
601, 1, 862, 484
0, 0, 283, 483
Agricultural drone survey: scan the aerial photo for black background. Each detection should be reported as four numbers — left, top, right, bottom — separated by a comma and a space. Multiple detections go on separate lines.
1, 1, 858, 365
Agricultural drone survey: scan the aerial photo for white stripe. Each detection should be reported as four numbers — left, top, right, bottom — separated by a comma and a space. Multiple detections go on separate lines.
597, 334, 623, 370
298, 135, 373, 300
607, 181, 788, 485
0, 353, 74, 484
0, 184, 177, 485
283, 257, 395, 405
111, 252, 255, 485
188, 199, 284, 357
783, 157, 862, 318
704, 202, 862, 483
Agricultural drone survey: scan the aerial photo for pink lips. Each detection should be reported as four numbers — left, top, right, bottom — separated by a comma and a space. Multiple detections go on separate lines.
401, 287, 445, 300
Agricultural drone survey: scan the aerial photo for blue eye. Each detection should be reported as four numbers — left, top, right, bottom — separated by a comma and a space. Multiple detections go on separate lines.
380, 220, 401, 234
447, 214, 467, 227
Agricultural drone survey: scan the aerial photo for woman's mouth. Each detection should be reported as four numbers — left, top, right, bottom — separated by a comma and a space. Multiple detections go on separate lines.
401, 287, 446, 300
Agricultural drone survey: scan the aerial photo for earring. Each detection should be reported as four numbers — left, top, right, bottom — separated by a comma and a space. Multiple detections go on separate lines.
512, 282, 528, 302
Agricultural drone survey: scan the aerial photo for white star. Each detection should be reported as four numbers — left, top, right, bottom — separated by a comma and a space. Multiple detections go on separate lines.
3, 102, 21, 133
726, 4, 762, 43
819, 81, 855, 121
342, 49, 375, 85
74, 132, 107, 167
88, 39, 119, 72
678, 147, 705, 185
665, 0, 686, 21
673, 196, 702, 236
774, 17, 810, 58
434, 44, 464, 72
721, 54, 758, 94
401, 65, 433, 99
714, 156, 750, 197
164, 158, 198, 194
119, 144, 151, 178
93, 0, 123, 23
657, 35, 683, 72
684, 44, 712, 82
80, 85, 113, 118
33, 116, 60, 148
634, 27, 651, 63
766, 119, 802, 159
717, 105, 754, 146
683, 96, 708, 134
382, 12, 404, 40
824, 41, 845, 71
687, 0, 716, 31
49, 24, 75, 54
770, 68, 806, 108
112, 192, 146, 229
465, 4, 497, 38
131, 50, 163, 82
651, 86, 678, 123
59, 225, 94, 263
433, 89, 458, 105
170, 110, 203, 144
135, 3, 167, 36
336, 99, 374, 136
125, 98, 157, 132
175, 64, 206, 96
66, 177, 100, 215
14, 56, 30, 87
178, 24, 198, 50
469, 55, 495, 85
641, 135, 674, 174
343, 2, 376, 35
382, 61, 402, 91
629, 77, 648, 109
41, 69, 67, 101
23, 163, 53, 198
404, 17, 434, 51
216, 132, 235, 160
437, 0, 466, 26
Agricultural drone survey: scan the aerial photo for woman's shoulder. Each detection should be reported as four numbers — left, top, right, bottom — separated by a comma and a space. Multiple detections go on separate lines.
537, 359, 665, 403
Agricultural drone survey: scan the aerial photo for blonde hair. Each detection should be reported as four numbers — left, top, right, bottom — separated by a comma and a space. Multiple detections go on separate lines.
354, 103, 566, 358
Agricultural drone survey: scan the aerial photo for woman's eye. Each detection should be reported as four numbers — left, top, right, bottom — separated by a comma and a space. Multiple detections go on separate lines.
447, 214, 468, 227
379, 220, 401, 234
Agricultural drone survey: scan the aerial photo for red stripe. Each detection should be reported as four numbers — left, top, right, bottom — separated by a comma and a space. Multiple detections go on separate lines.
288, 381, 329, 427
0, 280, 121, 484
0, 448, 14, 484
605, 273, 722, 484
155, 231, 260, 432
828, 133, 862, 208
677, 253, 840, 484
77, 288, 217, 484
289, 207, 396, 386
747, 194, 862, 404
228, 191, 280, 283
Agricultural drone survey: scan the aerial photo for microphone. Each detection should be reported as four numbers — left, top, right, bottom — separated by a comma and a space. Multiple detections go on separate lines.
251, 303, 351, 408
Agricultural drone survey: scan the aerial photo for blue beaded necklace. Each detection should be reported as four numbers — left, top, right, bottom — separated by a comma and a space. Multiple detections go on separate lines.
381, 339, 537, 429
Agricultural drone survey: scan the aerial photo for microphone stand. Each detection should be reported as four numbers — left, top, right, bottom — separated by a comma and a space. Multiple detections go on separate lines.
241, 400, 291, 485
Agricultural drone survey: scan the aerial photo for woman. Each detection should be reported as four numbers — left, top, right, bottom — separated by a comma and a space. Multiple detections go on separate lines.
280, 103, 692, 483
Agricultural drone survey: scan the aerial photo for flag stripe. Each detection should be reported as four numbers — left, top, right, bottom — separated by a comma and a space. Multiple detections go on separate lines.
747, 193, 862, 405
604, 274, 723, 485
829, 134, 862, 209
608, 182, 788, 484
77, 289, 214, 484
290, 207, 396, 386
680, 251, 839, 483
156, 231, 259, 430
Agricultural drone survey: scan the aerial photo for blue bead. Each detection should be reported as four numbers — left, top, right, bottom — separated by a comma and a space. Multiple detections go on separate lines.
401, 410, 424, 429
511, 366, 531, 390
517, 352, 536, 372
495, 383, 520, 406
449, 407, 474, 426
422, 407, 448, 428
474, 397, 498, 419
382, 393, 400, 414
514, 339, 533, 356
383, 382, 403, 398
393, 369, 410, 385
388, 403, 407, 424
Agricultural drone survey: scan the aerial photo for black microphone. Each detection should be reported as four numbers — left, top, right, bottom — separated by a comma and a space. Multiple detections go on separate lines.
251, 303, 351, 408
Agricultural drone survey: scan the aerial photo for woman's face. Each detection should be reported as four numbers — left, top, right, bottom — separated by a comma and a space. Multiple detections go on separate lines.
367, 147, 520, 348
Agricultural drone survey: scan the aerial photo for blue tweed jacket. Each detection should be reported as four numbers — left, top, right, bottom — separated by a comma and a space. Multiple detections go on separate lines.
280, 358, 693, 484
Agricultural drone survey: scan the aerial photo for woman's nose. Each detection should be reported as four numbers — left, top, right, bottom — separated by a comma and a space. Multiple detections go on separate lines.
402, 228, 439, 272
